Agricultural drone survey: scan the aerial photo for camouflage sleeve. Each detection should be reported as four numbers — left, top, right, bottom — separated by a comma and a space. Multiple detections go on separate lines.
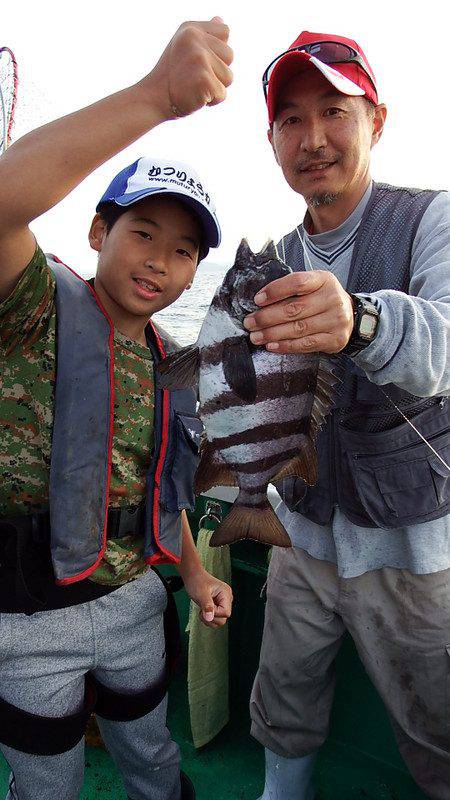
0, 245, 56, 355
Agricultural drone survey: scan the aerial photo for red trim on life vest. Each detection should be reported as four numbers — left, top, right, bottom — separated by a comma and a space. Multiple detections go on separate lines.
149, 320, 178, 563
49, 256, 115, 586
146, 553, 181, 566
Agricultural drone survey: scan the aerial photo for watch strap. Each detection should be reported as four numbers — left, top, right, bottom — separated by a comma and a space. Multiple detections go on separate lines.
341, 294, 379, 356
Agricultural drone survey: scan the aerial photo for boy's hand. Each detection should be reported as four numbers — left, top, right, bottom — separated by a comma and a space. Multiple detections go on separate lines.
141, 17, 233, 122
183, 568, 233, 629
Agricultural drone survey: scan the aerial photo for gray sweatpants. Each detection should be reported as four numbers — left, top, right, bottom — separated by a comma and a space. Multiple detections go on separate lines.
250, 546, 450, 800
0, 569, 181, 800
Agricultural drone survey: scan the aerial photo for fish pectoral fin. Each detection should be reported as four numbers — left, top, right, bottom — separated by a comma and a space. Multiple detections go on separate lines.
222, 336, 257, 402
156, 345, 200, 389
194, 441, 237, 493
309, 357, 341, 441
210, 501, 291, 548
272, 438, 318, 486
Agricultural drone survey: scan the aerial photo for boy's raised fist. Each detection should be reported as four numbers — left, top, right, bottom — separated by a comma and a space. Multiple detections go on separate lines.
141, 17, 233, 121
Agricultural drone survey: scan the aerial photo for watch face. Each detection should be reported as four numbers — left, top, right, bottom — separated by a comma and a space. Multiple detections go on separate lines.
360, 311, 378, 339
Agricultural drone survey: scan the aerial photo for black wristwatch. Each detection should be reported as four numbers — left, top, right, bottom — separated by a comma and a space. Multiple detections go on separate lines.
342, 294, 380, 356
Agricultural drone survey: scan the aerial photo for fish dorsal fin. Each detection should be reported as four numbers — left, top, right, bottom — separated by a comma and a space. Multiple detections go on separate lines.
235, 238, 254, 269
194, 440, 237, 493
256, 239, 278, 263
156, 345, 200, 389
309, 357, 341, 442
222, 336, 257, 402
272, 438, 318, 485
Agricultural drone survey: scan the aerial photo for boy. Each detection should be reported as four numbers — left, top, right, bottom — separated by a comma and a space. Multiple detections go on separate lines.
0, 17, 233, 800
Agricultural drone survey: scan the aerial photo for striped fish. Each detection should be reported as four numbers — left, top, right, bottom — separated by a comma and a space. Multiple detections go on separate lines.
157, 239, 338, 548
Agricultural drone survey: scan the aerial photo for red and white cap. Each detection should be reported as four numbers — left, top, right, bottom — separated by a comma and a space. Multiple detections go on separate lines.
266, 31, 378, 124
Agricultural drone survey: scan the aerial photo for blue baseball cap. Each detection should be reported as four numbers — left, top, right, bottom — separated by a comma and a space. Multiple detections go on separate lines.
96, 157, 221, 258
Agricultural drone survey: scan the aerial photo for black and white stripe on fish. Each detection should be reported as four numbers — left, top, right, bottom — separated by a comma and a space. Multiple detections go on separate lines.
156, 238, 339, 548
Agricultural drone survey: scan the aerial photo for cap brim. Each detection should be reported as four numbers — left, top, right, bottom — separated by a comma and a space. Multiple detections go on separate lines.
111, 186, 221, 250
267, 51, 365, 123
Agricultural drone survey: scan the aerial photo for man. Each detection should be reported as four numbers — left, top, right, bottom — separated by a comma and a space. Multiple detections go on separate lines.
0, 18, 233, 800
246, 31, 450, 800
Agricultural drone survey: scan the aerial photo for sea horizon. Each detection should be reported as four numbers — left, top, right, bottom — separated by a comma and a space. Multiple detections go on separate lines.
153, 259, 228, 346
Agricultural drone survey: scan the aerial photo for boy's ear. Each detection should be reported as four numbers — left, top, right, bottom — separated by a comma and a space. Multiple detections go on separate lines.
89, 213, 108, 252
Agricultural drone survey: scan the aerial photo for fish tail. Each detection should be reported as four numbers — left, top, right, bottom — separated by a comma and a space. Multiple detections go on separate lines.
210, 499, 291, 548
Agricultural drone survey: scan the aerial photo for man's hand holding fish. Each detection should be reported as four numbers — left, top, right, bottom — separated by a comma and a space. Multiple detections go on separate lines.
243, 269, 354, 354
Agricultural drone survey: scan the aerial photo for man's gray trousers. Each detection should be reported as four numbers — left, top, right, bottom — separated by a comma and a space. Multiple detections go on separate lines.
251, 546, 450, 800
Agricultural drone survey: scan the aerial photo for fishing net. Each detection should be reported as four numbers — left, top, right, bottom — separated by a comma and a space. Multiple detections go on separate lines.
0, 47, 18, 153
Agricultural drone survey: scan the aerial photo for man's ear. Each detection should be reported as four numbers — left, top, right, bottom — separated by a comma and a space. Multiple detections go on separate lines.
371, 104, 387, 148
267, 126, 280, 165
89, 213, 108, 253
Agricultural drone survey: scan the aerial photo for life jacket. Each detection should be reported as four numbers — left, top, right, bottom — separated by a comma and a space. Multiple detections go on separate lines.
276, 183, 450, 528
46, 255, 202, 584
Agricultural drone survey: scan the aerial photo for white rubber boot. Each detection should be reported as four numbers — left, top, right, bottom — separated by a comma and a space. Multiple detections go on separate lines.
257, 747, 317, 800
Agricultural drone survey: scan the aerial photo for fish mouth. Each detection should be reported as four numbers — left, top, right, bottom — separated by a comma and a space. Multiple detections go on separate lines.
240, 299, 257, 314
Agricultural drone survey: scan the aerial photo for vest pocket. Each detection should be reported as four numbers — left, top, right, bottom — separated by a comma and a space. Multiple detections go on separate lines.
166, 413, 203, 512
345, 433, 450, 528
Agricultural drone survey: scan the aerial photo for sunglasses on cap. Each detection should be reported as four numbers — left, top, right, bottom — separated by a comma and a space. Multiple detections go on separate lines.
262, 40, 377, 99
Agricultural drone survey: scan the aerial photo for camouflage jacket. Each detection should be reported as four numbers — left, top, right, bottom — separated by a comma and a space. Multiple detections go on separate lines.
0, 248, 202, 586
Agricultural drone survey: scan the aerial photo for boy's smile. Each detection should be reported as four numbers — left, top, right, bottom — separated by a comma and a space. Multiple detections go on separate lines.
89, 195, 202, 343
133, 275, 162, 301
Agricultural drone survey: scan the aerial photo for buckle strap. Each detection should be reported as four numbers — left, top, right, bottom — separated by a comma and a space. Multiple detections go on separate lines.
0, 513, 50, 541
106, 502, 146, 539
0, 515, 50, 612
0, 504, 146, 542
0, 506, 146, 614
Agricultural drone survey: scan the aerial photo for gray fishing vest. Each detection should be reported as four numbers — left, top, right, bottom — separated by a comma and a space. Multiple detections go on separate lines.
47, 256, 202, 584
278, 183, 450, 528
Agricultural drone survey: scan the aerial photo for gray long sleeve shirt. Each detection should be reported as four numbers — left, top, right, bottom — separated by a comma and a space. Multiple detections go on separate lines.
276, 182, 450, 578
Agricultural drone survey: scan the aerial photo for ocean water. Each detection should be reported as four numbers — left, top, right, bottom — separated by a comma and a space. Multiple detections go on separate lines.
153, 261, 227, 346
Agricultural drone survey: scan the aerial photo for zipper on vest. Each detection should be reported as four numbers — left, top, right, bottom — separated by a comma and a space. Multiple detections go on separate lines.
351, 425, 449, 461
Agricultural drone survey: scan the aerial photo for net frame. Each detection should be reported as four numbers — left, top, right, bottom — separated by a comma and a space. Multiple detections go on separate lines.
0, 47, 18, 154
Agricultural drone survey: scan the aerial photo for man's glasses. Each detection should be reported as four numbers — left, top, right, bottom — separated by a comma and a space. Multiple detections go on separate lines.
262, 41, 377, 100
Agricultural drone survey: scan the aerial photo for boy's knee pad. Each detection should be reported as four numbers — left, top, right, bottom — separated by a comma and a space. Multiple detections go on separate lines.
0, 570, 182, 751
0, 681, 96, 755
91, 572, 181, 722
90, 671, 168, 722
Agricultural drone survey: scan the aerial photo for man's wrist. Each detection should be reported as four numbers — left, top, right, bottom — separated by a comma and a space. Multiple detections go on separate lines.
342, 293, 380, 356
